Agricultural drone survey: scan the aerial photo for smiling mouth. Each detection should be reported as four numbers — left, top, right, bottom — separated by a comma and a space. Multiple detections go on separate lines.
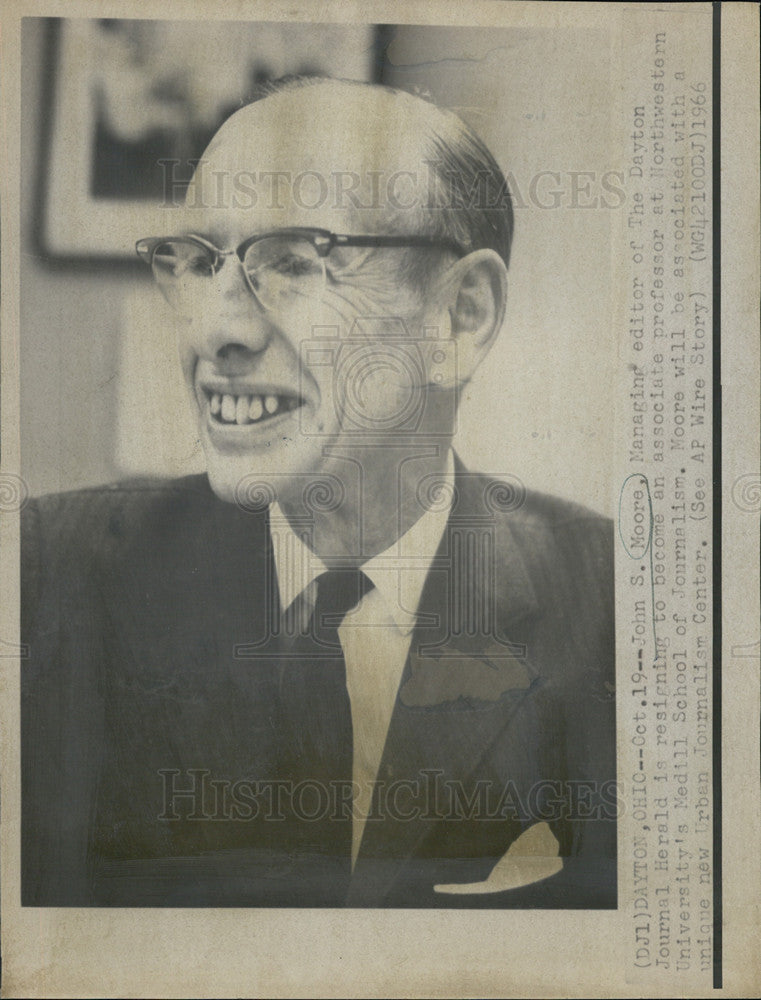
206, 390, 305, 426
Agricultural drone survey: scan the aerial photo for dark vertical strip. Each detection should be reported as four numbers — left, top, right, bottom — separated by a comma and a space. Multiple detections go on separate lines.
32, 18, 60, 265
711, 0, 722, 990
372, 24, 397, 85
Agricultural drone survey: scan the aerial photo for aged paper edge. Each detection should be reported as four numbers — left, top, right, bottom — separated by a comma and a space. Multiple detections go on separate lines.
0, 1, 758, 997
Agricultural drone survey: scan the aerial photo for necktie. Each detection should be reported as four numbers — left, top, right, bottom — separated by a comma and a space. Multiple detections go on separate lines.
311, 569, 374, 647
274, 568, 373, 901
301, 569, 374, 778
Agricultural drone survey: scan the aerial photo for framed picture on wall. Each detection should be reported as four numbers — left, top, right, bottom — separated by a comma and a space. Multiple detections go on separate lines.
40, 18, 380, 261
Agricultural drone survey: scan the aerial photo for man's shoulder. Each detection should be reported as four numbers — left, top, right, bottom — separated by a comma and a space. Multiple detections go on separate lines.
29, 473, 213, 510
22, 474, 251, 563
452, 467, 614, 615
454, 466, 612, 543
20, 474, 271, 628
26, 474, 209, 524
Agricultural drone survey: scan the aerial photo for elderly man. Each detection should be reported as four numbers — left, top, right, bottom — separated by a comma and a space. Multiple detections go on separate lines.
22, 78, 616, 908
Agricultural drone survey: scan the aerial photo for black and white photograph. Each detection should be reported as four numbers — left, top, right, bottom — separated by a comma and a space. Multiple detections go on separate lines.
2, 1, 759, 997
22, 14, 618, 911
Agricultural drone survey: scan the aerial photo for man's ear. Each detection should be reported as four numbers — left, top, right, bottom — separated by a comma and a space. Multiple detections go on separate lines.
434, 249, 507, 385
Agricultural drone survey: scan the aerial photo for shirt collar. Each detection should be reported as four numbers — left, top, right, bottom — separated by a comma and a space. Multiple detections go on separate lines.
270, 450, 455, 635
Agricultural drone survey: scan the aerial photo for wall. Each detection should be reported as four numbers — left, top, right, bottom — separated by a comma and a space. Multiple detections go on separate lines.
381, 26, 617, 513
21, 18, 146, 496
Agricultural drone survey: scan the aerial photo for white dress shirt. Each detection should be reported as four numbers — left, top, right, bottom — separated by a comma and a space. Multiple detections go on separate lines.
269, 451, 455, 864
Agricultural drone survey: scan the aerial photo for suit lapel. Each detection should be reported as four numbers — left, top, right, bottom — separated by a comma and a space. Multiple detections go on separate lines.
348, 464, 548, 905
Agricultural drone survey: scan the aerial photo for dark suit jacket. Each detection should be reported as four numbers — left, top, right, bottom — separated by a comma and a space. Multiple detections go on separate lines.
21, 459, 616, 908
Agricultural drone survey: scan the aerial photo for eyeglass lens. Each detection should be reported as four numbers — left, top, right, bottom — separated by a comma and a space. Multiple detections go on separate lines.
151, 235, 326, 313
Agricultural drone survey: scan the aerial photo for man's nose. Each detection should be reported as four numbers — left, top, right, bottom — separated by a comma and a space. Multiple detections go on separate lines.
189, 258, 272, 364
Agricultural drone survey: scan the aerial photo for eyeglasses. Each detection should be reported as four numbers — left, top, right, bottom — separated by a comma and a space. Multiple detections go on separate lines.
135, 227, 467, 314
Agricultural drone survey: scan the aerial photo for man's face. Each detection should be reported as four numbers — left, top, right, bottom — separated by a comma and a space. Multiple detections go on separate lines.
171, 90, 449, 507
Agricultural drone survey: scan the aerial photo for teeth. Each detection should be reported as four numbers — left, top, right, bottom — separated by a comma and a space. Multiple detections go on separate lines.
221, 394, 236, 422
211, 392, 299, 425
236, 395, 250, 424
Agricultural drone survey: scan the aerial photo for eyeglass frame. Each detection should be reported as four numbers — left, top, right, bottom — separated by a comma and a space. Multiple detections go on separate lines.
135, 227, 468, 310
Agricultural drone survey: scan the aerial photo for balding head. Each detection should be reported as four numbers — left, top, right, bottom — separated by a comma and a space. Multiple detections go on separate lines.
186, 77, 513, 287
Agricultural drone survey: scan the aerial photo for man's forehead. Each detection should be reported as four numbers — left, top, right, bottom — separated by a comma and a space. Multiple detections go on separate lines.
202, 85, 425, 172
181, 86, 433, 236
